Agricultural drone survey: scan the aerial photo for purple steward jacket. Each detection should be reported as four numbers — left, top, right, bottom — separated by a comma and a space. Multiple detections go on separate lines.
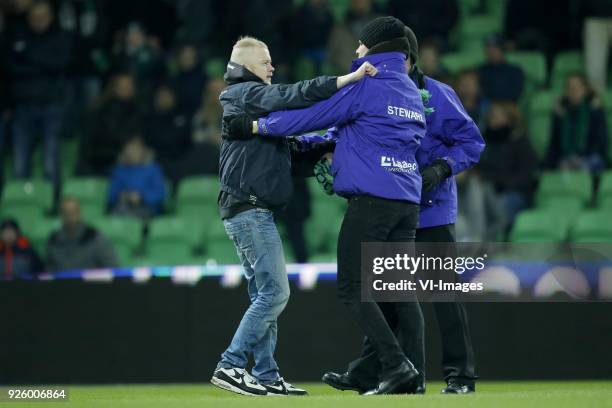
415, 75, 485, 228
257, 52, 427, 204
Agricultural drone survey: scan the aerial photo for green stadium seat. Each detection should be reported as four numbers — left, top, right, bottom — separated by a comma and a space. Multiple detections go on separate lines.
60, 137, 79, 178
535, 171, 593, 207
147, 241, 194, 266
458, 15, 503, 53
597, 171, 612, 208
329, 0, 349, 22
206, 239, 239, 264
551, 51, 584, 92
527, 90, 557, 158
27, 217, 60, 256
441, 52, 485, 75
571, 210, 612, 243
205, 58, 226, 78
63, 177, 108, 216
92, 216, 142, 251
485, 0, 507, 19
149, 216, 203, 249
506, 51, 547, 88
0, 206, 45, 227
176, 176, 219, 215
1, 180, 54, 213
293, 57, 316, 81
509, 209, 569, 242
536, 196, 585, 213
309, 252, 337, 262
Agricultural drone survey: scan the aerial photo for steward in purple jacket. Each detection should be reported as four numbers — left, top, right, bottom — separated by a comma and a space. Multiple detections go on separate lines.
414, 74, 485, 229
255, 51, 427, 205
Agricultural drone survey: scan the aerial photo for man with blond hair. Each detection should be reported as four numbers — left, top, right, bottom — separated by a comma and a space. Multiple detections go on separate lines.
210, 36, 375, 396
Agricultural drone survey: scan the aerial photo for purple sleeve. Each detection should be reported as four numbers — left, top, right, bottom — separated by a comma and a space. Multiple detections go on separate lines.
295, 127, 339, 150
436, 86, 485, 175
257, 82, 362, 137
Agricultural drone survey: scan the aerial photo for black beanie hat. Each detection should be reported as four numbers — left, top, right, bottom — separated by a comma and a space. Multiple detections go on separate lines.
404, 26, 419, 64
359, 16, 406, 49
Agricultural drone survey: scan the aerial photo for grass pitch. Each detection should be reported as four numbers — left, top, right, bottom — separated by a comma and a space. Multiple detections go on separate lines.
2, 381, 611, 408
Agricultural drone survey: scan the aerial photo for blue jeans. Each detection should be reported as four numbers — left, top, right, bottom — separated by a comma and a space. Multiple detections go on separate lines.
12, 103, 63, 184
217, 208, 290, 384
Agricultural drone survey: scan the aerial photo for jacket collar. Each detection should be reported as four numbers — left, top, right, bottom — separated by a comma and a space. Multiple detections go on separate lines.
224, 61, 264, 85
350, 52, 407, 74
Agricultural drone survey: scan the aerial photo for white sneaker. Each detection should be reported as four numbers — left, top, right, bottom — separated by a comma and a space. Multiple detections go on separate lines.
281, 378, 308, 396
211, 367, 267, 396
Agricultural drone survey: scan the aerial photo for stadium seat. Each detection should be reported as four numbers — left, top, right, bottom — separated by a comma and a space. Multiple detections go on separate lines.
597, 171, 612, 208
92, 216, 142, 254
458, 15, 503, 53
63, 177, 108, 215
27, 217, 60, 256
176, 176, 219, 216
1, 180, 54, 213
527, 90, 556, 159
535, 171, 593, 207
205, 58, 226, 78
509, 209, 569, 242
329, 0, 349, 22
149, 216, 203, 249
441, 51, 485, 75
0, 206, 45, 227
551, 51, 583, 91
506, 51, 547, 88
147, 241, 194, 266
571, 210, 612, 243
536, 196, 585, 213
205, 239, 238, 264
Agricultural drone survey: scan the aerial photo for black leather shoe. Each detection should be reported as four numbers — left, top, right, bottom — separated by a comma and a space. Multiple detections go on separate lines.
322, 372, 366, 393
363, 360, 418, 395
441, 378, 475, 394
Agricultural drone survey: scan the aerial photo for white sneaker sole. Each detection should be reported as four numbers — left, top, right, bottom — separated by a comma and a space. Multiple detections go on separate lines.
210, 376, 266, 396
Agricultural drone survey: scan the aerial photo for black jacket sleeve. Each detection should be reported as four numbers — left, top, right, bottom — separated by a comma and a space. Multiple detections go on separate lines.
241, 75, 338, 117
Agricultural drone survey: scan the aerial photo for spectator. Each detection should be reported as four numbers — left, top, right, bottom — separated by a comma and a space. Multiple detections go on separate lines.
326, 0, 381, 74
111, 21, 165, 101
77, 72, 142, 176
546, 73, 609, 174
58, 0, 110, 135
455, 170, 504, 242
108, 137, 166, 218
7, 0, 71, 186
478, 34, 525, 102
504, 0, 577, 60
178, 78, 224, 177
170, 44, 207, 117
478, 102, 537, 232
144, 84, 191, 181
455, 69, 490, 128
0, 218, 44, 278
386, 0, 458, 46
583, 0, 612, 94
291, 0, 334, 75
419, 39, 449, 82
46, 197, 119, 272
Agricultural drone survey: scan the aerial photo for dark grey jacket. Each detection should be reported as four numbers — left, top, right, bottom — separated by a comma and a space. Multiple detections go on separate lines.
218, 63, 337, 218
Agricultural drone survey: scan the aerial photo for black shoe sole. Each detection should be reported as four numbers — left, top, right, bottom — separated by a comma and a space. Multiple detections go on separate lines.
322, 377, 365, 393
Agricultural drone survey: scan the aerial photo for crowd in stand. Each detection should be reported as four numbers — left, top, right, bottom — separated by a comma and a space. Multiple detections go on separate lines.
0, 0, 611, 276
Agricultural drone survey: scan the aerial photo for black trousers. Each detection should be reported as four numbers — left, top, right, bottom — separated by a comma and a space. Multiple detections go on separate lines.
337, 195, 420, 377
346, 224, 477, 388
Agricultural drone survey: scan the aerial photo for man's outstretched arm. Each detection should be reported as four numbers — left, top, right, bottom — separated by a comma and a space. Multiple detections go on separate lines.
251, 81, 364, 138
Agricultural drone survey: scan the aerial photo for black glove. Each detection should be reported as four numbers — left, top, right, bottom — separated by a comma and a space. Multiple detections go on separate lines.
420, 159, 452, 192
287, 137, 306, 153
225, 113, 254, 140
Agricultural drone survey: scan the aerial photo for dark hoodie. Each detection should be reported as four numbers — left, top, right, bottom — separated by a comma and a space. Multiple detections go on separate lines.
217, 62, 337, 219
0, 220, 44, 278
